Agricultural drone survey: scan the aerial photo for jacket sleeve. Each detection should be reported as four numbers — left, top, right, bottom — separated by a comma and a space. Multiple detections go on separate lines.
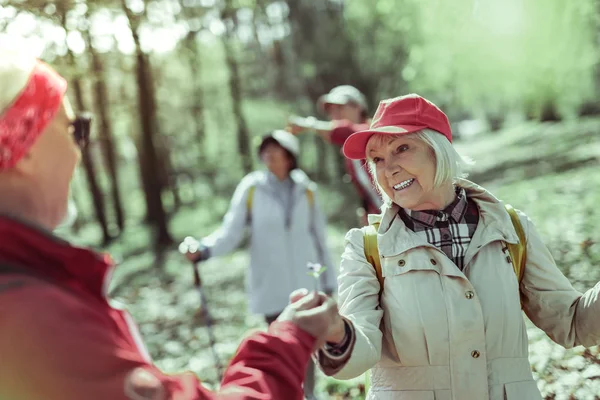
308, 187, 337, 293
201, 174, 255, 258
520, 213, 600, 348
317, 228, 383, 379
219, 321, 315, 399
0, 284, 315, 400
329, 121, 369, 147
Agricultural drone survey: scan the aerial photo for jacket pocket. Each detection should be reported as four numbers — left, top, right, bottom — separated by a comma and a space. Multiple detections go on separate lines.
381, 252, 441, 278
504, 380, 543, 400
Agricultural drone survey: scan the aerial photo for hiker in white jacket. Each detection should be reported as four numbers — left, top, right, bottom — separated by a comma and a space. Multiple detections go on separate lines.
316, 94, 600, 400
183, 129, 336, 400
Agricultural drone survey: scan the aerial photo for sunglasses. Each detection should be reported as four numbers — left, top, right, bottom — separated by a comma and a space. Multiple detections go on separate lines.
71, 112, 92, 148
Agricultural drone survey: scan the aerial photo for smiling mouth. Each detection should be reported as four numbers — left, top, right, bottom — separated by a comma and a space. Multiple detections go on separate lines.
393, 178, 415, 191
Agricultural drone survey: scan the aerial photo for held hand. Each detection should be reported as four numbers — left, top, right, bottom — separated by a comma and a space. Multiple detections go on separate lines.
325, 312, 346, 345
278, 289, 339, 349
291, 289, 344, 344
290, 289, 345, 345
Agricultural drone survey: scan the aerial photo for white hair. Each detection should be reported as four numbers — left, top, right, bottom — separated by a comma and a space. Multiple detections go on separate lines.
0, 47, 37, 115
366, 129, 474, 207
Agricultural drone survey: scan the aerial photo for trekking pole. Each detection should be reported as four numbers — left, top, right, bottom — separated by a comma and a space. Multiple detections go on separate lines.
179, 237, 223, 382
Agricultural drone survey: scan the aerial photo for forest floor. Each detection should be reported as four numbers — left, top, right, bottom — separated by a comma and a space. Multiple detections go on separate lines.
74, 118, 600, 399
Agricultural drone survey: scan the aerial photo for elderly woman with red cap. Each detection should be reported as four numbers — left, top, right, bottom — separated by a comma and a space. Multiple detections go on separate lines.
315, 94, 600, 399
183, 129, 336, 400
0, 49, 340, 400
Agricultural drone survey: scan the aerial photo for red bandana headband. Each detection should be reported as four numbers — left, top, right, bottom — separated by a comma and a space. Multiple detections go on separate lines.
0, 61, 67, 169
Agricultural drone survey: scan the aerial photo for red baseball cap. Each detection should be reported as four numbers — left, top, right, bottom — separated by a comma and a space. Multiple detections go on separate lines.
343, 94, 452, 160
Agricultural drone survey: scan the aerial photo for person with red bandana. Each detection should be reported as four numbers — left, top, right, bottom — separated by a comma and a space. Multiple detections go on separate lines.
288, 85, 383, 226
0, 48, 340, 400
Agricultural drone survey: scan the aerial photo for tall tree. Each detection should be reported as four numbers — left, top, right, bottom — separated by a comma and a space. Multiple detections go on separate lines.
121, 0, 172, 247
58, 6, 112, 244
177, 0, 209, 157
221, 0, 253, 173
80, 13, 126, 234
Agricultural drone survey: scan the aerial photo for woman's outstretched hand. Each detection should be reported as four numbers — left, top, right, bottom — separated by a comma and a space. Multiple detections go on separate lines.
287, 289, 346, 347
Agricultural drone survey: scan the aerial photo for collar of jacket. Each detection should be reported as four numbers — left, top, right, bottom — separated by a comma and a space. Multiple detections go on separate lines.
0, 214, 114, 301
369, 179, 520, 258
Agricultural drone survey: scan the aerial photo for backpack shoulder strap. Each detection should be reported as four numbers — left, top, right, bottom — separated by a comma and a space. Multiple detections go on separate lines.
505, 204, 527, 283
246, 185, 256, 220
363, 222, 384, 297
305, 188, 314, 208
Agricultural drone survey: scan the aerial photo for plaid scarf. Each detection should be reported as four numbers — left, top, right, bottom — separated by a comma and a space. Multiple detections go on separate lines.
399, 187, 479, 270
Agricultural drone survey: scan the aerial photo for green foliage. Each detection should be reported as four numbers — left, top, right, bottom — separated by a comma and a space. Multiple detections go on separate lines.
345, 0, 599, 122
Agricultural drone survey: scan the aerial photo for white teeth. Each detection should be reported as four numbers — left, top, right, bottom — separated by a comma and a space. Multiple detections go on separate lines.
393, 179, 414, 190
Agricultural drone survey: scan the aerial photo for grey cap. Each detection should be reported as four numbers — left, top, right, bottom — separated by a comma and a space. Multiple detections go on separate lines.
317, 85, 368, 113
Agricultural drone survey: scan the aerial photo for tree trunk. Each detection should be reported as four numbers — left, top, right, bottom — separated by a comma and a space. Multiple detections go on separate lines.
122, 0, 173, 247
71, 78, 112, 244
84, 31, 126, 234
222, 0, 253, 173
182, 33, 207, 151
59, 9, 112, 244
155, 135, 181, 212
176, 0, 207, 162
284, 0, 347, 180
271, 39, 290, 99
488, 115, 504, 132
540, 100, 561, 122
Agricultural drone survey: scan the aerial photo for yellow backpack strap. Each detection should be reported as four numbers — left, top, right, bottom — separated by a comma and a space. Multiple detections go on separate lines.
246, 185, 256, 221
363, 222, 384, 297
505, 204, 527, 283
305, 188, 314, 208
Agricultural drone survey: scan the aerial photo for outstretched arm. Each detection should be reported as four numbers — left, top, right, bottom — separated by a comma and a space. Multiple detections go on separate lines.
0, 283, 316, 400
200, 174, 256, 259
287, 116, 335, 142
520, 213, 600, 348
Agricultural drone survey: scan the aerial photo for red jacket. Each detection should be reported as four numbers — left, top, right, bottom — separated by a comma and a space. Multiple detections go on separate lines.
330, 120, 382, 214
0, 216, 315, 400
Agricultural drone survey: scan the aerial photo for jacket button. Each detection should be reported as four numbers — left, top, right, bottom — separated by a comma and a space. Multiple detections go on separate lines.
465, 291, 474, 299
430, 259, 437, 265
471, 350, 480, 358
398, 259, 406, 267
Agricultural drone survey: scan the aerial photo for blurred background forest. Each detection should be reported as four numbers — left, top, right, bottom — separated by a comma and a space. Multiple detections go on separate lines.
2, 0, 600, 398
